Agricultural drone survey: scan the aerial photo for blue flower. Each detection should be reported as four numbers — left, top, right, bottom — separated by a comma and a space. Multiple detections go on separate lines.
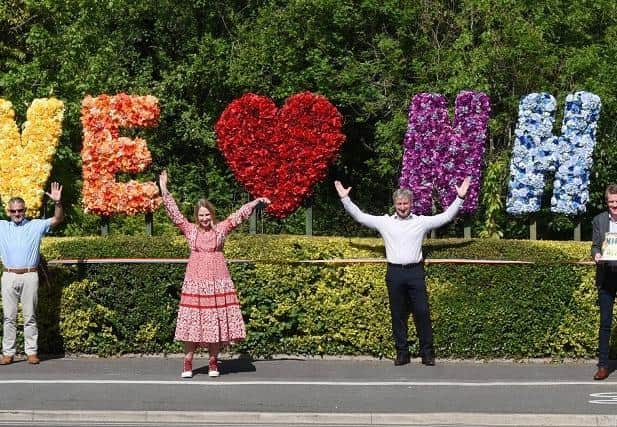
507, 91, 601, 215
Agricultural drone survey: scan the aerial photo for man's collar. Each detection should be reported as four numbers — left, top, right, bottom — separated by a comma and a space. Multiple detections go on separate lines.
10, 218, 29, 227
392, 213, 414, 220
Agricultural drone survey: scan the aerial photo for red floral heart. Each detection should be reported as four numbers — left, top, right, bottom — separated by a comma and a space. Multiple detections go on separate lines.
215, 92, 345, 218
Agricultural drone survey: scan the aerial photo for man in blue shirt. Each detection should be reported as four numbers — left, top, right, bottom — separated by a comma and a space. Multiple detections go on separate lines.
0, 182, 63, 365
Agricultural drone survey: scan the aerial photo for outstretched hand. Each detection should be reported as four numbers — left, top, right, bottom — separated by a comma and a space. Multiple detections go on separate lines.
334, 181, 351, 199
45, 182, 62, 202
456, 177, 471, 199
159, 170, 169, 194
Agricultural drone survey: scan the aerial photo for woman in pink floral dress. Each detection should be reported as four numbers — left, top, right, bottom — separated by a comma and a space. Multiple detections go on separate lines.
159, 171, 269, 378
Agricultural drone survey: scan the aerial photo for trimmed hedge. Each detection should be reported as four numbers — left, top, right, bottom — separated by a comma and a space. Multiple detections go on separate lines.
1, 235, 606, 359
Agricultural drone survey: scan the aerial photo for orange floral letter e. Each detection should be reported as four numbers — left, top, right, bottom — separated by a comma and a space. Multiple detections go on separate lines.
81, 93, 161, 216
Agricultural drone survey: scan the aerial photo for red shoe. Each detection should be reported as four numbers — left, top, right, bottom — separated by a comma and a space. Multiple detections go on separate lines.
594, 367, 610, 380
181, 358, 192, 378
208, 356, 219, 377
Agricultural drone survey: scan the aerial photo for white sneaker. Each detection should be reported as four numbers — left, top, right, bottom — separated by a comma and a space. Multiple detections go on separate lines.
208, 356, 220, 377
181, 358, 193, 378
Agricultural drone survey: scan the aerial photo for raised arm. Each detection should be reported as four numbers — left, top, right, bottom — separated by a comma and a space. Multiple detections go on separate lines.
159, 170, 170, 197
419, 177, 470, 230
334, 180, 351, 199
456, 176, 470, 199
335, 181, 383, 230
46, 182, 64, 228
159, 170, 192, 235
217, 197, 271, 235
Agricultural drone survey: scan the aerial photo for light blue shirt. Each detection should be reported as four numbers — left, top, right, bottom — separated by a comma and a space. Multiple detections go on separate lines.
0, 218, 52, 268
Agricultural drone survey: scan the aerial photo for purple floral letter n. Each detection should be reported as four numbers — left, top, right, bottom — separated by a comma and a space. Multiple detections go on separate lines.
399, 92, 490, 215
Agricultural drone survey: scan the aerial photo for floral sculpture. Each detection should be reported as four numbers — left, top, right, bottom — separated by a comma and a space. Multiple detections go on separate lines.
506, 91, 601, 215
81, 93, 161, 216
0, 98, 64, 216
215, 92, 345, 218
399, 91, 490, 214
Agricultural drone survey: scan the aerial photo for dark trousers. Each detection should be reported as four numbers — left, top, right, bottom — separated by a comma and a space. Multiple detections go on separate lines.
598, 279, 617, 368
385, 263, 432, 355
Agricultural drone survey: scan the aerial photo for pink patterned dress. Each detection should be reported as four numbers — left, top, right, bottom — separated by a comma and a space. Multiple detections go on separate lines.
163, 193, 258, 345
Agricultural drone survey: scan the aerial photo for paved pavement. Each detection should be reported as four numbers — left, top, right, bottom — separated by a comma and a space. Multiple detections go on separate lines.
0, 355, 617, 426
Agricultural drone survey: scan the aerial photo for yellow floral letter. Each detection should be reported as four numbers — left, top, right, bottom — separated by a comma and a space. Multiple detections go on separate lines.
0, 98, 64, 216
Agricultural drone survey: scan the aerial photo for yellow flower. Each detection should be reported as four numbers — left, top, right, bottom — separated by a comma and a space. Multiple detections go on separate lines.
0, 98, 64, 216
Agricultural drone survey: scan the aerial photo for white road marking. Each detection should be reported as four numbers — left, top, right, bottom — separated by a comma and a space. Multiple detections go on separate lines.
589, 392, 617, 404
0, 379, 614, 386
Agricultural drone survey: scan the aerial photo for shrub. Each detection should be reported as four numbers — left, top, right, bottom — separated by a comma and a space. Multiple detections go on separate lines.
0, 235, 603, 359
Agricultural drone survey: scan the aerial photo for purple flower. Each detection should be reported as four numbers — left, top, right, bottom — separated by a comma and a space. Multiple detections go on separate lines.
399, 92, 490, 214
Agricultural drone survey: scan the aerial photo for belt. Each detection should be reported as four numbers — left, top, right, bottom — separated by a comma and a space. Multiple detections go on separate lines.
3, 267, 37, 274
387, 262, 422, 269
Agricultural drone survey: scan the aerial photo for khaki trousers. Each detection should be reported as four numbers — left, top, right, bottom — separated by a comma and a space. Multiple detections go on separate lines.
1, 271, 39, 356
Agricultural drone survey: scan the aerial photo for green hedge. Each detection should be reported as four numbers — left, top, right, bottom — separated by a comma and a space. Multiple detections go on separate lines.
1, 235, 607, 359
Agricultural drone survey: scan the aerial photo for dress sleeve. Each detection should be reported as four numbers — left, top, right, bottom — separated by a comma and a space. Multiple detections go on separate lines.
216, 200, 259, 236
162, 193, 192, 236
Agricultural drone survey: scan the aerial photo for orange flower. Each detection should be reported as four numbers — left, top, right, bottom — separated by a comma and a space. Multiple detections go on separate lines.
81, 94, 161, 216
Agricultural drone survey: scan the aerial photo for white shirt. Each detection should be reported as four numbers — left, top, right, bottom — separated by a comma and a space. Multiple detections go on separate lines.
341, 196, 464, 264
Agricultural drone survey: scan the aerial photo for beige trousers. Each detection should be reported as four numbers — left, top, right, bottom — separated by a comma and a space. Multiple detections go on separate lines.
1, 272, 39, 356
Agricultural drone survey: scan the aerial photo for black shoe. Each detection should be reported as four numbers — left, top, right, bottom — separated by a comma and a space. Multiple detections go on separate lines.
394, 351, 410, 366
421, 349, 435, 366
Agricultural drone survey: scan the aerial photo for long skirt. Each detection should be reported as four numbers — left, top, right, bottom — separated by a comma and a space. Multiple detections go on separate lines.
174, 277, 246, 345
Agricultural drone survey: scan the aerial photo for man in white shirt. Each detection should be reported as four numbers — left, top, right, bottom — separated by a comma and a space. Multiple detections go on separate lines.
335, 178, 470, 366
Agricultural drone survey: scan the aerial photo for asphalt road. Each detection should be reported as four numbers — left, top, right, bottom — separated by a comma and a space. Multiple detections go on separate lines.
0, 356, 616, 426
0, 424, 453, 427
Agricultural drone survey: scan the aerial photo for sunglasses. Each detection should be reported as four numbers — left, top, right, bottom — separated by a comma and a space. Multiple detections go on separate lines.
8, 208, 25, 214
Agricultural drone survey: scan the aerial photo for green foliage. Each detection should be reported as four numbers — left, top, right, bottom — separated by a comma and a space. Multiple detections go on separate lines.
0, 235, 605, 360
430, 263, 581, 357
478, 152, 509, 238
2, 1, 617, 236
60, 279, 120, 355
57, 263, 185, 355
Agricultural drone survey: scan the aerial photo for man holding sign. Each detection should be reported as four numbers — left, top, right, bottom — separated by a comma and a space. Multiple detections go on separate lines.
591, 184, 617, 380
